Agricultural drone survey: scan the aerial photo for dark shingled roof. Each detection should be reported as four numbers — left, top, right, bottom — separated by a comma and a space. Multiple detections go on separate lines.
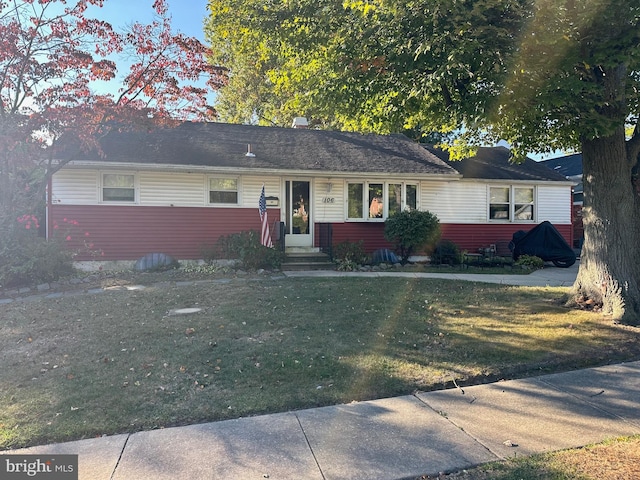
539, 153, 583, 178
424, 145, 570, 182
76, 122, 459, 177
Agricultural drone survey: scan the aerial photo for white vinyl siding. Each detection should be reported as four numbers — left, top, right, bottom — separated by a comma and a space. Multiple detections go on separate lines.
421, 181, 487, 223
51, 170, 99, 204
313, 178, 344, 222
537, 185, 572, 223
139, 172, 205, 206
51, 168, 572, 225
241, 177, 280, 208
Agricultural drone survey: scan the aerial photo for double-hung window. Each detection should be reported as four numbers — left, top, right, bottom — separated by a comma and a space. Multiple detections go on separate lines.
209, 177, 239, 204
102, 173, 136, 202
489, 186, 535, 221
347, 181, 418, 220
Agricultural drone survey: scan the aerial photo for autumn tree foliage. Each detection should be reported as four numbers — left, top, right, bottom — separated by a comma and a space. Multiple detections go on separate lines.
206, 0, 640, 324
0, 0, 227, 222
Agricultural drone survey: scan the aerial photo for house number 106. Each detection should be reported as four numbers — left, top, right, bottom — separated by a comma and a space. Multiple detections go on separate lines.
322, 197, 335, 203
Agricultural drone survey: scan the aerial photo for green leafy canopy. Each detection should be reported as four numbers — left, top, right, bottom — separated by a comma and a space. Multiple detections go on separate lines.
206, 0, 640, 156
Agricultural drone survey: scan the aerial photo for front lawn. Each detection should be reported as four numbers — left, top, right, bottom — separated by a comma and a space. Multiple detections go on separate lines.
1, 275, 638, 450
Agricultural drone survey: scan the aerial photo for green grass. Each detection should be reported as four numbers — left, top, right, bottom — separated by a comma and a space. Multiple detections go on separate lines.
1, 276, 638, 450
430, 435, 640, 479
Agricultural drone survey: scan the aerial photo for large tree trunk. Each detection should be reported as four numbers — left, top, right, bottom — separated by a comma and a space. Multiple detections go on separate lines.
571, 127, 640, 325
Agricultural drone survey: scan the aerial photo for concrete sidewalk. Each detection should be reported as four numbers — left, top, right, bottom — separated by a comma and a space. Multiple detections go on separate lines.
283, 261, 579, 287
3, 360, 639, 480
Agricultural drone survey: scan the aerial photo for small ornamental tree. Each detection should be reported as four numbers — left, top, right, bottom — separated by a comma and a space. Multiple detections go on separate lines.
0, 0, 228, 223
384, 210, 440, 265
0, 0, 227, 286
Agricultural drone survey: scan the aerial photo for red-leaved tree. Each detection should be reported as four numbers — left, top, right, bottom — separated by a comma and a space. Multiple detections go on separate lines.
0, 0, 227, 222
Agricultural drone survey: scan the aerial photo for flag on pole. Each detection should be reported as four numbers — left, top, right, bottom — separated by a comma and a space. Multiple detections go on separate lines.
259, 185, 273, 248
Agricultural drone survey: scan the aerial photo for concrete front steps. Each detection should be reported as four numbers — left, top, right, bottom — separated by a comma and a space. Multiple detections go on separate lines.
281, 250, 335, 271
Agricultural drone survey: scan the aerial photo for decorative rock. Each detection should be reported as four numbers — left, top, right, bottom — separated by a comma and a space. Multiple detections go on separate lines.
371, 248, 400, 265
134, 253, 178, 272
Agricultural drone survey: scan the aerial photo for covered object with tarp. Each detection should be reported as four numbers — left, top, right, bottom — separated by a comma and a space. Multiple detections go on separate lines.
509, 221, 576, 267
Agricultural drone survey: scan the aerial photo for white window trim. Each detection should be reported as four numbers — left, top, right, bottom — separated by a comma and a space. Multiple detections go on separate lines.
345, 180, 420, 221
488, 185, 536, 222
99, 171, 138, 204
207, 175, 242, 206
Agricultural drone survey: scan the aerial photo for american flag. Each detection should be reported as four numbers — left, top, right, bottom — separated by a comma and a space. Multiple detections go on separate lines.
259, 185, 273, 248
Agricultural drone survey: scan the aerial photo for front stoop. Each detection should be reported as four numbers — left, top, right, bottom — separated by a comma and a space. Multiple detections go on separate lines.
281, 251, 335, 271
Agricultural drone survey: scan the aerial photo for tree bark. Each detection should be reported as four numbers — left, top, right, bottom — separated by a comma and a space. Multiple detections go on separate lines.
571, 126, 640, 324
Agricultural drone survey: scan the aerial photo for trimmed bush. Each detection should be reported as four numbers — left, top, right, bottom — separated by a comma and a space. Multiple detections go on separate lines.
431, 239, 461, 265
332, 240, 368, 271
384, 210, 440, 264
212, 230, 284, 270
0, 215, 75, 288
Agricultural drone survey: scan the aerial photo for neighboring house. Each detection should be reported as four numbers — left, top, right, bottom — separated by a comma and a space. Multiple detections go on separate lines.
539, 153, 583, 247
48, 121, 574, 262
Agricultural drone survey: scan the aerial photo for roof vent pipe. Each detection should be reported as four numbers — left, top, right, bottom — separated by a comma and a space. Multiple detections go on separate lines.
245, 144, 255, 157
292, 117, 309, 129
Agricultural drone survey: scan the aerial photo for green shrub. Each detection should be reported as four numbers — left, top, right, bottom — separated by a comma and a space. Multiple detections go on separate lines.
431, 239, 461, 265
489, 256, 515, 267
384, 210, 440, 264
515, 254, 544, 270
333, 240, 368, 265
213, 230, 284, 270
0, 215, 75, 288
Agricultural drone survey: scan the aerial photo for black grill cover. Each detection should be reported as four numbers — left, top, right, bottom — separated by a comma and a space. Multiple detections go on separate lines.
509, 221, 576, 268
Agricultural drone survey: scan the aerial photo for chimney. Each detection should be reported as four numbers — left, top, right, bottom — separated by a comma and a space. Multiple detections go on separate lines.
292, 117, 309, 129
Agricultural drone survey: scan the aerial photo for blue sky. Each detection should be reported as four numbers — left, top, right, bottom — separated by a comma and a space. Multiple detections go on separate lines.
85, 0, 212, 100
88, 0, 209, 41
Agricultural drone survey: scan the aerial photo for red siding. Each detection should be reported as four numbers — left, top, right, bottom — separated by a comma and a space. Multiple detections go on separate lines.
51, 204, 573, 261
572, 205, 584, 247
50, 205, 280, 260
439, 223, 572, 252
324, 223, 394, 252
321, 222, 573, 255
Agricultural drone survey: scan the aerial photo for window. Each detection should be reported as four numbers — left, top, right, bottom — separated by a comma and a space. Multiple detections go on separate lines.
489, 187, 510, 219
514, 187, 534, 220
347, 181, 418, 220
209, 177, 238, 204
347, 183, 364, 219
368, 183, 383, 218
405, 184, 417, 212
489, 186, 535, 221
389, 183, 402, 217
102, 173, 135, 202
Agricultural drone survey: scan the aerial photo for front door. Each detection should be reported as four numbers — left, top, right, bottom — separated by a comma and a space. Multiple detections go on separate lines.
284, 180, 312, 247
